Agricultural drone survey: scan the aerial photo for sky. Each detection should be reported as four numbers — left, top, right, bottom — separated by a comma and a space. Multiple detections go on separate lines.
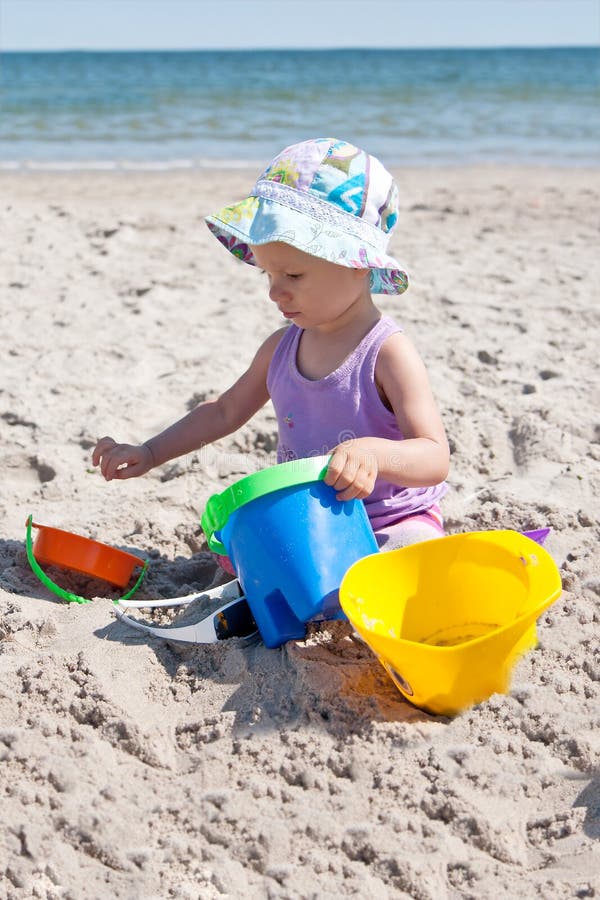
0, 0, 598, 51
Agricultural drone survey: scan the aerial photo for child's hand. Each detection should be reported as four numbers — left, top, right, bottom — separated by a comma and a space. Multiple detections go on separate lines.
92, 436, 155, 481
324, 441, 378, 502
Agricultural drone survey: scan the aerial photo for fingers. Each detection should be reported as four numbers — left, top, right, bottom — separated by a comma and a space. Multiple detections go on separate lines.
92, 438, 151, 481
325, 448, 360, 495
324, 445, 378, 501
92, 436, 116, 467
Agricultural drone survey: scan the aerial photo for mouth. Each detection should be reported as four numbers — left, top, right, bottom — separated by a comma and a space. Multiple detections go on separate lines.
280, 310, 299, 319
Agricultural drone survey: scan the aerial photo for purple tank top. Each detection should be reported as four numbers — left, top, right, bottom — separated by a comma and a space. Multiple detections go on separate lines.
267, 316, 447, 529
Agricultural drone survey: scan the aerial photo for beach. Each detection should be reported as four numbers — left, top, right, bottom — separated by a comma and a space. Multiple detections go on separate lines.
1, 165, 599, 897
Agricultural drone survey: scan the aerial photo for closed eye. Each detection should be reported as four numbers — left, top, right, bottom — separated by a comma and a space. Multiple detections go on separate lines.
259, 269, 301, 280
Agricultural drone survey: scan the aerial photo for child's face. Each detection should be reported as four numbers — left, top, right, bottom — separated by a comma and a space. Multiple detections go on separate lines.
251, 242, 370, 329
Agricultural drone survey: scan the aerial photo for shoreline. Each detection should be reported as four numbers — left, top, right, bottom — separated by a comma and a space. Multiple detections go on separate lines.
3, 158, 599, 174
3, 162, 598, 181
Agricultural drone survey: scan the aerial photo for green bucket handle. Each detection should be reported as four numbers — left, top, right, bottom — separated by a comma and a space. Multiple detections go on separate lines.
25, 515, 149, 605
201, 455, 331, 555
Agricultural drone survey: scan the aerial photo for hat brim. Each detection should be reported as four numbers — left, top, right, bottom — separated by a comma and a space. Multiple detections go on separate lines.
205, 194, 408, 296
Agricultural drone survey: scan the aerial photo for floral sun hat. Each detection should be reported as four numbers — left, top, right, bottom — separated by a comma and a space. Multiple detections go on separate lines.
205, 137, 408, 295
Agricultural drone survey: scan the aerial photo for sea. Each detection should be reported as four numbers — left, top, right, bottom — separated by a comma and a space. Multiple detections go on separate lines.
0, 47, 598, 169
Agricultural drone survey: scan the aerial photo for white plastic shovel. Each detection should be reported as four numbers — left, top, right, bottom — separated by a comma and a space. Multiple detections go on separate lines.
113, 579, 258, 644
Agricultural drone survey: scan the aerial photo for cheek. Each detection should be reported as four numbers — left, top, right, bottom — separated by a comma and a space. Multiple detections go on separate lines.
335, 271, 365, 298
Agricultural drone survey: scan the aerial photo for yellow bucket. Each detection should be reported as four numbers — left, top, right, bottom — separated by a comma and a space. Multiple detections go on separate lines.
339, 530, 562, 716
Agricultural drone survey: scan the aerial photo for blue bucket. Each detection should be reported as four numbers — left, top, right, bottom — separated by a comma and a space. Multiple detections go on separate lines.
201, 456, 379, 648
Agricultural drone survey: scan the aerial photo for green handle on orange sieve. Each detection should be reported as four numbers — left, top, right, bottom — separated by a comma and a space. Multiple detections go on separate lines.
25, 515, 148, 605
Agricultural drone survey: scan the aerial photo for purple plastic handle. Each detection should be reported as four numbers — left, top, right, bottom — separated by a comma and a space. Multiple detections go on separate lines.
520, 528, 550, 546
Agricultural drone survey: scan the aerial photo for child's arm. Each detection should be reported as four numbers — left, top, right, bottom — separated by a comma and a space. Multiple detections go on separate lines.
325, 332, 450, 501
92, 329, 286, 481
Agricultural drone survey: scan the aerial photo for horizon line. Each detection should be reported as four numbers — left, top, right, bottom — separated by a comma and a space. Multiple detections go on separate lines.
2, 43, 599, 53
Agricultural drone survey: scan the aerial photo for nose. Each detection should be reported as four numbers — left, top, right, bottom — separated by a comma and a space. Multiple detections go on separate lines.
268, 276, 290, 305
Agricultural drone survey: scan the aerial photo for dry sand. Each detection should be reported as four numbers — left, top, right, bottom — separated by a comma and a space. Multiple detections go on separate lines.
1, 166, 599, 898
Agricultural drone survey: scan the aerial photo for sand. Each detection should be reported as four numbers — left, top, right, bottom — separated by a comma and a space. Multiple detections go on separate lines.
1, 165, 599, 899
